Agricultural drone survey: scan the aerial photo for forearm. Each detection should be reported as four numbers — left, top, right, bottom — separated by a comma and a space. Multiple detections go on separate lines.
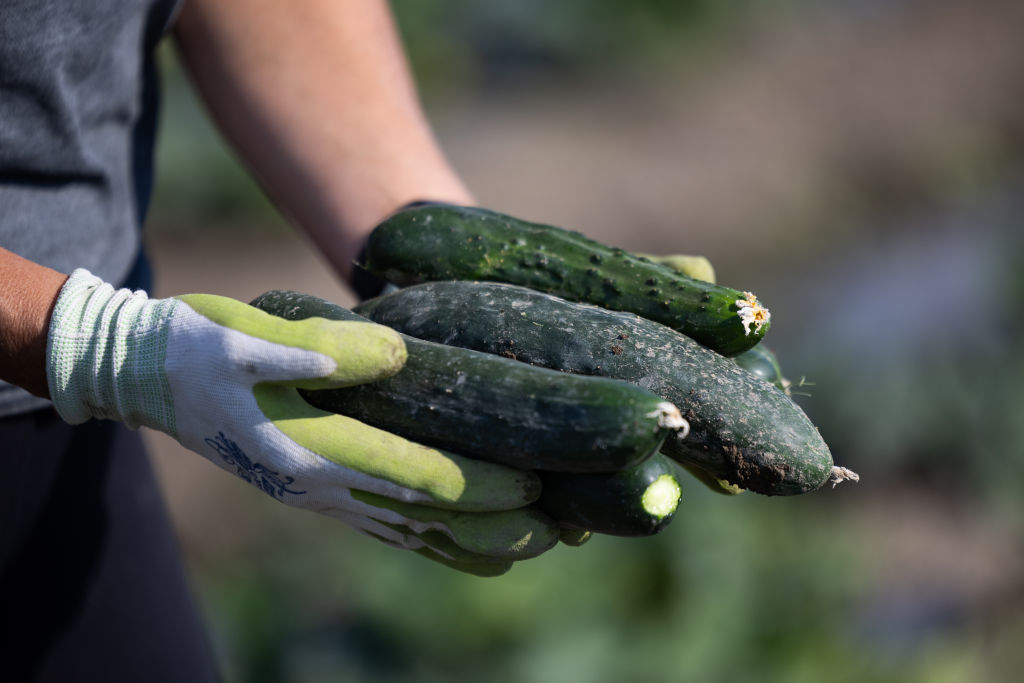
173, 0, 473, 282
0, 248, 68, 397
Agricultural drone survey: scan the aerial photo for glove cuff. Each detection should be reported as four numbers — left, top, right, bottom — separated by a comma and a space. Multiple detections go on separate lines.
46, 269, 179, 431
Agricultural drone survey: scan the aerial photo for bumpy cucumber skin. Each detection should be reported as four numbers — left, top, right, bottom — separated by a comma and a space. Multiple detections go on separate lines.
537, 452, 682, 537
251, 290, 671, 473
355, 282, 833, 495
360, 204, 767, 356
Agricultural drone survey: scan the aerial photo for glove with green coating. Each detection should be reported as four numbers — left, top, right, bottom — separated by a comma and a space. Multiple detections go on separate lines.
635, 253, 716, 284
46, 269, 558, 576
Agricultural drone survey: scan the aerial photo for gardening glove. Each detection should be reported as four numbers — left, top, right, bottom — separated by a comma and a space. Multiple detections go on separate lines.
46, 269, 558, 576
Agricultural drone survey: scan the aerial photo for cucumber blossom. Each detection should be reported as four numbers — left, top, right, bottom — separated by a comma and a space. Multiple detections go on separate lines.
359, 203, 770, 356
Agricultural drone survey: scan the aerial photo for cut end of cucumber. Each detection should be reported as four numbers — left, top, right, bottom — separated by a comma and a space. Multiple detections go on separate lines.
828, 466, 860, 488
735, 291, 771, 336
648, 401, 690, 437
641, 474, 682, 519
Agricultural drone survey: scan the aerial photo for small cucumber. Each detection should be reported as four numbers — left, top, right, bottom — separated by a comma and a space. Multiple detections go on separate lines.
733, 345, 814, 398
359, 203, 769, 356
251, 290, 682, 473
537, 452, 683, 537
355, 281, 834, 495
734, 345, 789, 393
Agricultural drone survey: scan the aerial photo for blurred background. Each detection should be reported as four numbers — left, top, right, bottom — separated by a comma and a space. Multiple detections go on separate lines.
144, 0, 1024, 680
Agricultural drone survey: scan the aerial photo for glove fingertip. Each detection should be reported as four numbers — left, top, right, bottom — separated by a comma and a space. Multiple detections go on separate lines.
413, 547, 514, 578
558, 527, 593, 547
679, 462, 744, 496
639, 254, 717, 284
305, 319, 408, 388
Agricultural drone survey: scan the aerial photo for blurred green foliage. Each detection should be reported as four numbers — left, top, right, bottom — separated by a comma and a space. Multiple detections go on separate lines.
782, 191, 1024, 505
391, 0, 800, 90
197, 472, 1019, 683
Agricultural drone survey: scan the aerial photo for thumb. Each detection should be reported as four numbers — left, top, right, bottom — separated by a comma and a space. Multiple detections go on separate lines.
176, 293, 407, 389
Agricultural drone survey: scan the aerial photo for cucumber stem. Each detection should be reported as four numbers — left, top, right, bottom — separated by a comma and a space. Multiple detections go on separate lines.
828, 466, 860, 488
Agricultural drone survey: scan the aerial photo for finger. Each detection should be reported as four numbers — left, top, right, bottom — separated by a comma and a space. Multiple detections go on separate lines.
344, 515, 514, 576
679, 462, 744, 496
411, 547, 512, 578
176, 293, 407, 388
373, 521, 517, 576
558, 527, 593, 547
255, 384, 541, 510
637, 254, 716, 284
349, 489, 559, 560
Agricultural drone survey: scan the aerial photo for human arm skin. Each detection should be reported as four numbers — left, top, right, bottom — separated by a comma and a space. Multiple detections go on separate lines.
0, 247, 68, 398
172, 0, 474, 283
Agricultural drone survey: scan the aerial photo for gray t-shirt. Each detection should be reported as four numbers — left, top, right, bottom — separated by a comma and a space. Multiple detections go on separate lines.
0, 0, 180, 415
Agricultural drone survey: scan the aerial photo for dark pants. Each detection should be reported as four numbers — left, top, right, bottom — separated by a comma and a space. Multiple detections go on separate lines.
0, 409, 220, 682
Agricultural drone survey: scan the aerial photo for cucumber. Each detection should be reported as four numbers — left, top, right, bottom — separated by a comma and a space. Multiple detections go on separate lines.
355, 281, 834, 495
359, 203, 769, 356
733, 345, 814, 398
734, 345, 790, 394
251, 290, 683, 473
537, 452, 683, 537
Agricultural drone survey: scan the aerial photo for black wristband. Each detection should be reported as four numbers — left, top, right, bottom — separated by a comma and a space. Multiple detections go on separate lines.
351, 245, 389, 301
350, 200, 446, 301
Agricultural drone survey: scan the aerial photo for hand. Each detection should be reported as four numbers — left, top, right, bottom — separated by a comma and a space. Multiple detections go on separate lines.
46, 269, 558, 576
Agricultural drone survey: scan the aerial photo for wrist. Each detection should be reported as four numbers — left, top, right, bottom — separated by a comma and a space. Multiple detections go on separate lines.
0, 248, 69, 398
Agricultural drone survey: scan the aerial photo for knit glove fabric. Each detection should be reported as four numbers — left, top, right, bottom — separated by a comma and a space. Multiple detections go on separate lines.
46, 269, 556, 576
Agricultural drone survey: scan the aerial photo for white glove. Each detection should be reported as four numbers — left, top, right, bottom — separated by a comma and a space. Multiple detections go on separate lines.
46, 269, 557, 575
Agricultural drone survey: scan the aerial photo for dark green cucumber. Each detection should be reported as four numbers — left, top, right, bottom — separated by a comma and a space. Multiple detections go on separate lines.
355, 281, 834, 495
537, 452, 683, 537
251, 290, 681, 473
359, 203, 769, 356
734, 345, 789, 394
